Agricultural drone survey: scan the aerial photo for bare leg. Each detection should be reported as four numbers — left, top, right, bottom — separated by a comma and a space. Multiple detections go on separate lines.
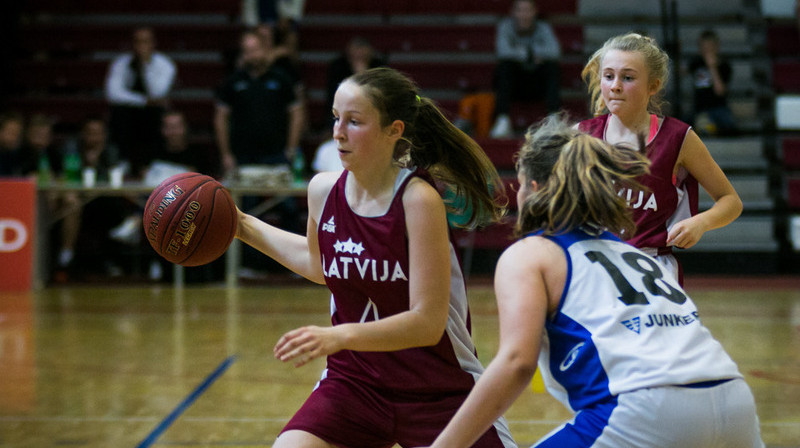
272, 430, 337, 448
59, 193, 81, 267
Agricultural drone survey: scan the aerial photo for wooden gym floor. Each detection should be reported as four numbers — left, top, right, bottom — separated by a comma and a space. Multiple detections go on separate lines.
0, 278, 799, 447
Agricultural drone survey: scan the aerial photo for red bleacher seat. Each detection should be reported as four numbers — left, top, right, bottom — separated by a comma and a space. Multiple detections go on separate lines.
299, 24, 496, 53
784, 137, 800, 170
477, 138, 522, 170
299, 24, 581, 55
772, 59, 800, 93
9, 96, 215, 128
12, 60, 226, 92
19, 24, 242, 56
24, 0, 239, 15
305, 0, 575, 15
767, 24, 800, 58
508, 97, 588, 130
788, 176, 800, 209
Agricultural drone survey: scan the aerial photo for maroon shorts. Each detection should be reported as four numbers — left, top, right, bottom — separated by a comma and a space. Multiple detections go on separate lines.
282, 374, 513, 448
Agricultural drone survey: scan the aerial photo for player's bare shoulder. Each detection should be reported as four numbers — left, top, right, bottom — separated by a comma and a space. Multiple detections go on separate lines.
307, 171, 341, 222
401, 176, 442, 210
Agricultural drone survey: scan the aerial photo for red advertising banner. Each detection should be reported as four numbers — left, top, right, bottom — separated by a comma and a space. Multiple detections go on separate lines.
0, 179, 36, 291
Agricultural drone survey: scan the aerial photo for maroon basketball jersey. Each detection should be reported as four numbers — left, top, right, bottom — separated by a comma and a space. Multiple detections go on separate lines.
317, 168, 483, 395
579, 114, 698, 250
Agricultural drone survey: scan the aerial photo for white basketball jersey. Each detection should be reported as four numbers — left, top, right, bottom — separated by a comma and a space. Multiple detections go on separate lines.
536, 229, 742, 412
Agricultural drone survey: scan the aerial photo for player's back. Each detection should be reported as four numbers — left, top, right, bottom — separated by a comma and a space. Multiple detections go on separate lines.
535, 228, 742, 411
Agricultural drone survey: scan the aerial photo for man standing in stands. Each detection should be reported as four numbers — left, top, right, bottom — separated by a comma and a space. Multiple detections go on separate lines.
215, 29, 303, 177
490, 0, 562, 138
215, 29, 304, 277
105, 27, 177, 177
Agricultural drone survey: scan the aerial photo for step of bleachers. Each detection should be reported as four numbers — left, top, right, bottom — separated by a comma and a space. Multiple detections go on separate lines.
297, 22, 583, 55
703, 136, 768, 171
582, 23, 754, 57
699, 175, 773, 212
578, 0, 745, 19
23, 0, 239, 15
304, 0, 577, 16
19, 22, 242, 57
8, 95, 216, 131
11, 59, 226, 93
775, 95, 800, 130
691, 216, 778, 252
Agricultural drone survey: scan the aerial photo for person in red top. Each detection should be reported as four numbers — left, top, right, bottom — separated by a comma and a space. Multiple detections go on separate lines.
578, 33, 742, 283
235, 67, 516, 448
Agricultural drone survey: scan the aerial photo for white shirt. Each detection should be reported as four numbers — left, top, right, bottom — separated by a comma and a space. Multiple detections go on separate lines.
105, 52, 176, 106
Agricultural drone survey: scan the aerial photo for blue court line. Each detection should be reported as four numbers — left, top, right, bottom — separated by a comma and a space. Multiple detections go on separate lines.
137, 355, 237, 448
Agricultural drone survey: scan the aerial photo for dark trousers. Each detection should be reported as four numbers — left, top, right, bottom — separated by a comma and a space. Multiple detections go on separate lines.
493, 59, 561, 116
109, 105, 164, 176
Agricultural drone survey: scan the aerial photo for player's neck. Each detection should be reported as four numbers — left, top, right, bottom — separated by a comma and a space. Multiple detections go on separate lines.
607, 112, 652, 144
346, 165, 401, 215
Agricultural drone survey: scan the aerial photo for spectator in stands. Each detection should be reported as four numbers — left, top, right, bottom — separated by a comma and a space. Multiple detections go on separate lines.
57, 117, 127, 278
326, 36, 386, 117
689, 29, 738, 136
18, 114, 58, 178
0, 112, 24, 176
149, 110, 216, 177
490, 0, 562, 138
135, 110, 219, 281
215, 29, 303, 176
105, 27, 177, 177
256, 21, 302, 85
215, 29, 305, 277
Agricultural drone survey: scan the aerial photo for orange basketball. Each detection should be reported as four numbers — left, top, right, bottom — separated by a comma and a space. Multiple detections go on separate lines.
142, 172, 237, 267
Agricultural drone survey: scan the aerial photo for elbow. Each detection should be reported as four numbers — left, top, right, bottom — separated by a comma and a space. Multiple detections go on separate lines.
416, 315, 449, 347
733, 194, 743, 219
503, 350, 538, 381
725, 191, 743, 219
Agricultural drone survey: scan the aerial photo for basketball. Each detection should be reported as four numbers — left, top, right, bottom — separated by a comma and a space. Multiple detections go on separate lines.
142, 172, 238, 267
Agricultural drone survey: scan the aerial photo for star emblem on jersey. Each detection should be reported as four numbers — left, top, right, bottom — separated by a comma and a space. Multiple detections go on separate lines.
621, 317, 641, 334
334, 238, 365, 256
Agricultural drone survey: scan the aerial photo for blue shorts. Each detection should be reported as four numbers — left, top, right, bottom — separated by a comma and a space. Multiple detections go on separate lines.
282, 372, 516, 448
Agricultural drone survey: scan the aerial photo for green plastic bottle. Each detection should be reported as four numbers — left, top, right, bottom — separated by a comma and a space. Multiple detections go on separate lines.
63, 150, 82, 184
292, 149, 305, 185
37, 153, 51, 184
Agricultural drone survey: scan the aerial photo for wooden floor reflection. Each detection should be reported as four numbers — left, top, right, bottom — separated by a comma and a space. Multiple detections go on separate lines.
0, 281, 798, 447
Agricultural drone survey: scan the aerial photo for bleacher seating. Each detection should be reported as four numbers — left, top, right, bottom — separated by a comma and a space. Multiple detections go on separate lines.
23, 0, 239, 15
8, 0, 796, 274
305, 0, 577, 16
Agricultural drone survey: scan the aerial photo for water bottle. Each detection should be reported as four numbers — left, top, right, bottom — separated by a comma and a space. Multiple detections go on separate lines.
292, 149, 305, 185
37, 153, 51, 184
63, 150, 82, 184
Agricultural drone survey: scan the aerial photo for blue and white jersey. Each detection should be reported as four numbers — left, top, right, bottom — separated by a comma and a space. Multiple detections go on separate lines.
535, 229, 742, 412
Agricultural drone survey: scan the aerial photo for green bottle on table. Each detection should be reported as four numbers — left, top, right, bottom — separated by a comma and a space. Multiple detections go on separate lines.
63, 150, 82, 184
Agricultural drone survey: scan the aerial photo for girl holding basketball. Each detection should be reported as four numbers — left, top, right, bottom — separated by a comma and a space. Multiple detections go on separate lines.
579, 33, 742, 282
422, 116, 763, 448
235, 67, 517, 448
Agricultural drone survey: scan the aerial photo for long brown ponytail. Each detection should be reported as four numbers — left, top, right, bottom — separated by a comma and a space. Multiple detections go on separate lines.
348, 67, 505, 227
